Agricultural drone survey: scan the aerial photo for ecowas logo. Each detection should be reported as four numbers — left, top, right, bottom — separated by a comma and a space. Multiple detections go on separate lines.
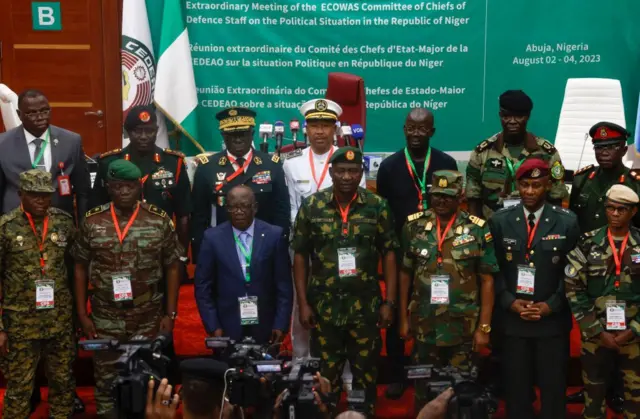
121, 35, 156, 116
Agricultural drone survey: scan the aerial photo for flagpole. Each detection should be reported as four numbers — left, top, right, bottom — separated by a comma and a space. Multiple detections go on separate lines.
154, 100, 205, 154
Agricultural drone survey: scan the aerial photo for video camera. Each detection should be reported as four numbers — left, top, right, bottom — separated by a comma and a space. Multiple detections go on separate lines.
406, 364, 497, 419
273, 357, 323, 419
80, 334, 171, 419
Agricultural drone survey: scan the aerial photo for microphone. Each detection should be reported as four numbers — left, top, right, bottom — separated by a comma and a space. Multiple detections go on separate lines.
334, 121, 341, 146
302, 121, 308, 146
258, 122, 273, 153
274, 121, 285, 153
150, 332, 173, 360
340, 124, 353, 147
352, 124, 364, 151
289, 119, 300, 148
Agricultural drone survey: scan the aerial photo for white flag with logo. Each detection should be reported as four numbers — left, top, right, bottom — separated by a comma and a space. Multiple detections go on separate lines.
121, 0, 168, 148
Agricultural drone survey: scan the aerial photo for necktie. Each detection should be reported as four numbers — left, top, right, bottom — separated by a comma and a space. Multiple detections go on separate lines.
32, 138, 45, 170
235, 157, 245, 171
240, 231, 250, 251
528, 213, 536, 229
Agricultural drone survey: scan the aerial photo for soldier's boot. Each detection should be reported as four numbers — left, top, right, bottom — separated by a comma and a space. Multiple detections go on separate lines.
606, 367, 624, 414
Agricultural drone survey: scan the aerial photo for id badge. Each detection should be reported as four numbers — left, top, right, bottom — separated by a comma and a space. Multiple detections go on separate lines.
516, 265, 536, 295
35, 279, 55, 309
58, 175, 71, 196
430, 275, 450, 305
338, 247, 357, 278
503, 198, 521, 208
112, 273, 133, 302
239, 296, 259, 325
606, 300, 626, 331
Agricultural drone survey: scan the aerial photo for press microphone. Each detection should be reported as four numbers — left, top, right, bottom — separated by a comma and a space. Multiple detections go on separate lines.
334, 121, 341, 146
259, 122, 273, 153
274, 121, 285, 153
352, 124, 364, 151
340, 124, 353, 147
303, 121, 308, 146
289, 119, 300, 148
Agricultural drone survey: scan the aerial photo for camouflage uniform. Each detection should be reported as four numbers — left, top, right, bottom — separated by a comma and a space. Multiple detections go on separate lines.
0, 170, 76, 419
401, 171, 498, 409
565, 225, 640, 419
71, 201, 183, 418
291, 186, 399, 416
466, 133, 568, 219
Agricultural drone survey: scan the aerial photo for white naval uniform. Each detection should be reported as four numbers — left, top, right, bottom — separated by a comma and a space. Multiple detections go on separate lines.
283, 145, 366, 386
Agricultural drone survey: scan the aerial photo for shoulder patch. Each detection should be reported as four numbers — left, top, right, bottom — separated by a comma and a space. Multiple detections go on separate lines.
195, 154, 210, 165
163, 148, 185, 158
282, 149, 303, 160
99, 148, 122, 159
540, 140, 556, 154
630, 170, 640, 181
144, 203, 168, 218
468, 215, 486, 227
86, 204, 109, 218
407, 211, 424, 222
475, 137, 496, 153
574, 164, 595, 176
271, 154, 280, 163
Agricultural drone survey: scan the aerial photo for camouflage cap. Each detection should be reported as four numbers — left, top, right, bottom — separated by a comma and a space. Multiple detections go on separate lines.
19, 169, 55, 193
106, 159, 142, 182
430, 170, 463, 196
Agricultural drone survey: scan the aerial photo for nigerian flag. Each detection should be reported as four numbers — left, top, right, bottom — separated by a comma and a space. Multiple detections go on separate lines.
154, 0, 201, 155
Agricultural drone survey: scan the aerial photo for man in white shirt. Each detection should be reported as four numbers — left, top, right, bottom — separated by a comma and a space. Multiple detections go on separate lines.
283, 98, 366, 386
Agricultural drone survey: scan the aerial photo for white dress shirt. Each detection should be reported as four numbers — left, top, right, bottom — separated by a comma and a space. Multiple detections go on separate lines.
24, 128, 52, 172
523, 205, 545, 225
227, 149, 254, 173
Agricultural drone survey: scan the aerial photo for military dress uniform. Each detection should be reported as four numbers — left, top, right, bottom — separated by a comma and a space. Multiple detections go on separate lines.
191, 108, 289, 262
291, 148, 399, 416
401, 171, 498, 409
0, 170, 76, 418
489, 159, 580, 419
565, 185, 640, 419
71, 160, 183, 418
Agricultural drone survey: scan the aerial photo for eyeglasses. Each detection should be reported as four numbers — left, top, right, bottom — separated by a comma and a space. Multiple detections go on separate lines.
594, 144, 623, 152
405, 125, 431, 135
227, 204, 254, 213
605, 204, 631, 214
21, 108, 51, 119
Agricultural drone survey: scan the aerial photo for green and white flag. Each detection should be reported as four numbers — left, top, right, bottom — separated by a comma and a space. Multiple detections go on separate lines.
154, 0, 200, 155
121, 0, 169, 148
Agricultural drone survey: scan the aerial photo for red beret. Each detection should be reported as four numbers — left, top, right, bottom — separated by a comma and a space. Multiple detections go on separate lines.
516, 158, 549, 180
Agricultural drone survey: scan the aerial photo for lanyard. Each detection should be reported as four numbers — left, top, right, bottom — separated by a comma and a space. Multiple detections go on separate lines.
32, 129, 50, 169
525, 216, 541, 261
505, 157, 517, 192
215, 151, 253, 192
139, 174, 149, 200
404, 147, 431, 211
336, 193, 358, 236
25, 210, 49, 275
233, 233, 252, 282
110, 203, 140, 244
309, 147, 334, 190
607, 229, 630, 284
435, 213, 457, 264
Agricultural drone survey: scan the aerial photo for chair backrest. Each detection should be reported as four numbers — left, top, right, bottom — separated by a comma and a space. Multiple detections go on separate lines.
326, 72, 366, 148
555, 78, 628, 171
0, 84, 21, 132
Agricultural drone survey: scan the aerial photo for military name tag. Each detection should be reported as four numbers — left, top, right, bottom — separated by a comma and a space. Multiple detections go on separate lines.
430, 275, 450, 304
516, 265, 536, 295
239, 296, 259, 325
35, 279, 55, 309
295, 179, 310, 184
112, 273, 133, 302
606, 301, 626, 331
338, 247, 357, 278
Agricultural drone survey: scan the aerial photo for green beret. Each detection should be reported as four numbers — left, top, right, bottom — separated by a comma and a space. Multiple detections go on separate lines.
107, 159, 142, 182
329, 146, 363, 165
19, 169, 55, 193
430, 170, 464, 196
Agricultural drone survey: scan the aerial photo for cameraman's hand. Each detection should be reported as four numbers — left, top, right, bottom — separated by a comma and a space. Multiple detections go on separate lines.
270, 329, 284, 344
313, 372, 331, 412
378, 304, 393, 328
299, 303, 316, 330
145, 377, 180, 419
0, 332, 8, 356
79, 314, 97, 338
417, 387, 454, 419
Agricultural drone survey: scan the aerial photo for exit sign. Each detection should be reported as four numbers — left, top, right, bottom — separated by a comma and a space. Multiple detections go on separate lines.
32, 2, 62, 31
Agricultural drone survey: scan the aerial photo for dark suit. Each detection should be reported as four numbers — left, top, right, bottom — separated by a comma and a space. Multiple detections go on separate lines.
489, 204, 580, 419
190, 149, 290, 263
0, 125, 91, 220
194, 219, 293, 344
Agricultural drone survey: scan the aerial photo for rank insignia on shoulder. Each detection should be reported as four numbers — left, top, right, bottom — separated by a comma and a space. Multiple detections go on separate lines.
551, 161, 565, 180
574, 164, 594, 176
407, 211, 424, 222
86, 204, 108, 217
271, 154, 279, 163
147, 204, 168, 218
255, 156, 263, 165
163, 148, 185, 158
219, 156, 227, 166
469, 215, 486, 227
541, 140, 556, 153
475, 140, 491, 153
195, 154, 209, 165
283, 149, 303, 160
99, 148, 121, 159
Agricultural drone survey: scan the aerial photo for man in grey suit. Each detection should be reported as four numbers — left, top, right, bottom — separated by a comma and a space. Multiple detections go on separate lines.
0, 89, 91, 221
0, 88, 89, 413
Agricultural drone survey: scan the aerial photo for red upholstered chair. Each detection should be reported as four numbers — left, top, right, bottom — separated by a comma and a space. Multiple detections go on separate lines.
279, 72, 367, 153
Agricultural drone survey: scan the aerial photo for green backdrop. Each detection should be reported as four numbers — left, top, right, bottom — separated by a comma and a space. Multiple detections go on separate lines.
147, 0, 640, 155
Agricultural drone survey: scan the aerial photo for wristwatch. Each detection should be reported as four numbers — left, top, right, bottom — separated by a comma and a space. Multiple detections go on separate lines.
167, 312, 178, 320
479, 324, 491, 334
179, 256, 189, 264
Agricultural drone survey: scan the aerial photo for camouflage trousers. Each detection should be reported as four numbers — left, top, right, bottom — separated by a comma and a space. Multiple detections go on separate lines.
412, 340, 475, 412
91, 302, 162, 419
2, 330, 76, 419
582, 339, 640, 419
310, 317, 380, 416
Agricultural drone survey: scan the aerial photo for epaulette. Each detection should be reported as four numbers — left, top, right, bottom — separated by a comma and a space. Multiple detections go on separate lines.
574, 164, 594, 176
143, 203, 168, 218
551, 205, 575, 217
630, 170, 640, 181
86, 204, 109, 218
407, 211, 424, 222
540, 140, 556, 154
99, 148, 122, 159
163, 148, 185, 158
48, 207, 73, 218
475, 137, 496, 153
282, 149, 303, 160
468, 215, 486, 227
271, 154, 281, 163
195, 154, 210, 165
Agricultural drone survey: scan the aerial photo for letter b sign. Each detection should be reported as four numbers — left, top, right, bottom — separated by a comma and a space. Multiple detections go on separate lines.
32, 2, 62, 31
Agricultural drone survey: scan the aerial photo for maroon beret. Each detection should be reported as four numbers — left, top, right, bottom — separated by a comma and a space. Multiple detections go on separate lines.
516, 158, 549, 180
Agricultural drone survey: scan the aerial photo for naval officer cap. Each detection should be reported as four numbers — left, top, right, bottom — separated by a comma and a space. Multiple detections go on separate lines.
216, 107, 256, 133
499, 90, 533, 116
515, 158, 549, 180
606, 184, 639, 206
107, 159, 142, 182
589, 122, 630, 146
124, 105, 157, 131
329, 146, 362, 165
299, 99, 343, 121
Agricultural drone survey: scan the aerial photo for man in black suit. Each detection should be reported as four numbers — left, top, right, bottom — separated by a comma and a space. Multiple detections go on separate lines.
190, 107, 289, 263
376, 107, 457, 399
0, 88, 89, 412
489, 158, 580, 419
